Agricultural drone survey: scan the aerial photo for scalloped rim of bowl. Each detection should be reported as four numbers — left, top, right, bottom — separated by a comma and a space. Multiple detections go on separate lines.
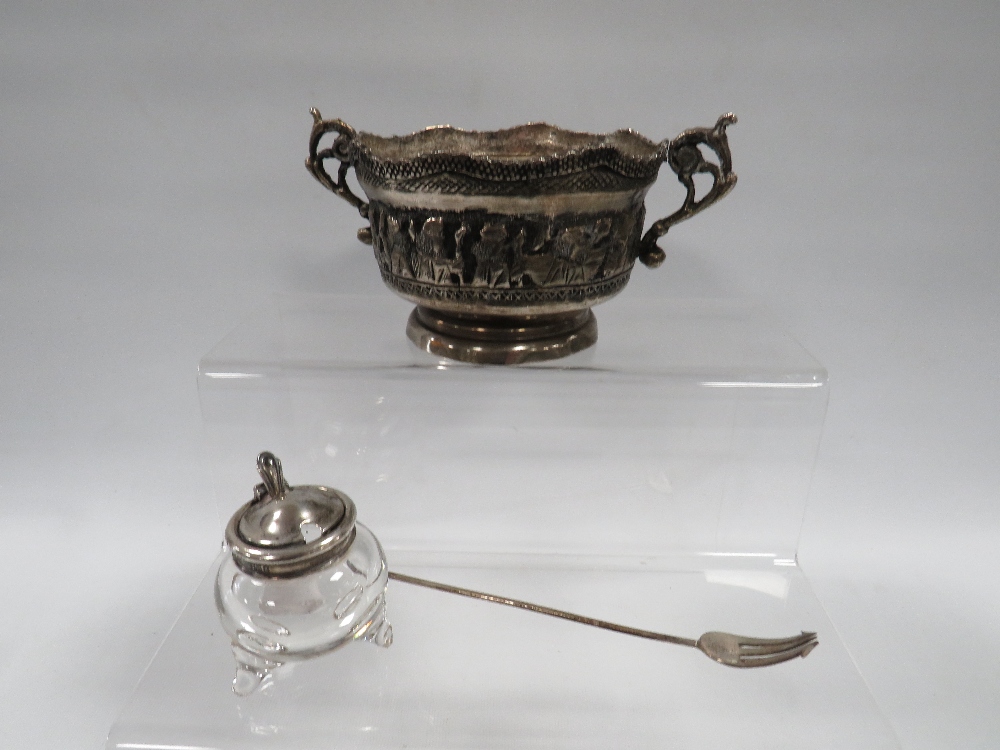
353, 122, 664, 164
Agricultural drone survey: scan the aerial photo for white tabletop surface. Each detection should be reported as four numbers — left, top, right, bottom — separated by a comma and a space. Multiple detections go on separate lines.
2, 3, 997, 748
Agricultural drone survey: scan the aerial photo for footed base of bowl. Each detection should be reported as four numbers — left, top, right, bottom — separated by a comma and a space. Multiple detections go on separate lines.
406, 306, 597, 365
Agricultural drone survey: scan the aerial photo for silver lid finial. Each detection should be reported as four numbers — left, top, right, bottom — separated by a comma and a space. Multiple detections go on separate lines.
256, 451, 289, 500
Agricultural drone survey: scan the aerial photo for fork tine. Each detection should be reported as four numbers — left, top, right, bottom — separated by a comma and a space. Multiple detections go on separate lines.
738, 645, 815, 668
738, 631, 817, 655
799, 640, 818, 658
736, 636, 818, 668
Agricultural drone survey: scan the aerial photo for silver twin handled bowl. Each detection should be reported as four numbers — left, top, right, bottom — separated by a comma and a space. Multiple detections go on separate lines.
306, 110, 738, 364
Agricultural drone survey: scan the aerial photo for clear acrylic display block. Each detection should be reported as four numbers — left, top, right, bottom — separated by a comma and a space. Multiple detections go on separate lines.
107, 294, 898, 749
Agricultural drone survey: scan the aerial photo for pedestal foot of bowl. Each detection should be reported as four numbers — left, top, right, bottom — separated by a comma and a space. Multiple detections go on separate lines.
406, 306, 598, 365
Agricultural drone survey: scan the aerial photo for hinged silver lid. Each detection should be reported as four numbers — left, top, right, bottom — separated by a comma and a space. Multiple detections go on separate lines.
225, 452, 357, 578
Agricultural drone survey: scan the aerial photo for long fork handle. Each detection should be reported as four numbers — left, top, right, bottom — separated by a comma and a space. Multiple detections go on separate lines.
388, 570, 699, 648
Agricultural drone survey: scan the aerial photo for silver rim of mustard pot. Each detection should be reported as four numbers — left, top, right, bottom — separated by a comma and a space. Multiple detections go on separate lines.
225, 452, 358, 578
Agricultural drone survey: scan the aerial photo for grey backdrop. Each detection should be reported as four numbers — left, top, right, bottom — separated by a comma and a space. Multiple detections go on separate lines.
2, 3, 997, 748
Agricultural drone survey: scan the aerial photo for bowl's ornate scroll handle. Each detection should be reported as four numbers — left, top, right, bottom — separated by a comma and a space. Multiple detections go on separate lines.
306, 109, 373, 244
638, 113, 738, 268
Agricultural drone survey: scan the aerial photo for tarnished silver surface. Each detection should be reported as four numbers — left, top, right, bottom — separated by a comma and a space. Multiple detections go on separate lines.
306, 110, 737, 363
225, 452, 358, 578
406, 306, 597, 365
388, 571, 818, 669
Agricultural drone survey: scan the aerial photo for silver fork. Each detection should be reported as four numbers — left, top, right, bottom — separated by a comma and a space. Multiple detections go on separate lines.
389, 571, 818, 669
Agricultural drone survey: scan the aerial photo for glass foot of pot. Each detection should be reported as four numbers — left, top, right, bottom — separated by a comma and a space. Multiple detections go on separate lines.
406, 306, 598, 365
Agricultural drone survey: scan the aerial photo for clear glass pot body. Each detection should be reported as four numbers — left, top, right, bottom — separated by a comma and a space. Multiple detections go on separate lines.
215, 522, 391, 693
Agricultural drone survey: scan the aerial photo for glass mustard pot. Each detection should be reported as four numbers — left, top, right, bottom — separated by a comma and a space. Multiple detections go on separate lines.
215, 452, 391, 695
